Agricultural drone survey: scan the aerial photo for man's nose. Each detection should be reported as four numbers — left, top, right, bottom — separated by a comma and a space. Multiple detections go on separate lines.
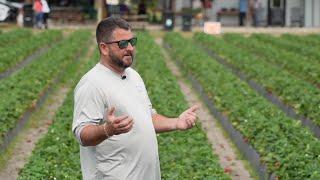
126, 43, 134, 51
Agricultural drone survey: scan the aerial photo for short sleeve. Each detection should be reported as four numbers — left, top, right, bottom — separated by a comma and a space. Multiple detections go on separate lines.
136, 73, 157, 115
143, 88, 157, 115
72, 81, 106, 144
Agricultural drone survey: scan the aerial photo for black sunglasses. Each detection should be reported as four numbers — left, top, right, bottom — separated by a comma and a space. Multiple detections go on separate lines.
104, 37, 137, 49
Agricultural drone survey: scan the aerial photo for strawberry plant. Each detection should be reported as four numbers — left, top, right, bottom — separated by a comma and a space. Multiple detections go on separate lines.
0, 30, 91, 148
252, 34, 320, 65
0, 28, 32, 47
223, 33, 320, 86
19, 50, 98, 180
281, 34, 320, 47
0, 30, 62, 73
194, 32, 320, 127
165, 32, 320, 179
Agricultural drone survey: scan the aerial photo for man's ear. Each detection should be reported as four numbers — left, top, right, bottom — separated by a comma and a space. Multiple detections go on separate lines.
99, 43, 109, 56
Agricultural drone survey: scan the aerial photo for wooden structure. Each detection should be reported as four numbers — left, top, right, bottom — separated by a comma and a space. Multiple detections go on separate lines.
121, 14, 148, 30
49, 7, 85, 23
216, 9, 239, 22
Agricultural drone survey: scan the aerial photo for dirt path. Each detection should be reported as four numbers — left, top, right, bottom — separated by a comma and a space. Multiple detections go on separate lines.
0, 86, 70, 180
0, 40, 96, 180
155, 38, 253, 180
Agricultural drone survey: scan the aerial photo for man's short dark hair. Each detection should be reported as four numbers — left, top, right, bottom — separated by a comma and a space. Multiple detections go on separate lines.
96, 16, 131, 45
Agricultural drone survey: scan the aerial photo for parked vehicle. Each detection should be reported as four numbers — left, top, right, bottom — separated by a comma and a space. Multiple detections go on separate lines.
0, 0, 22, 22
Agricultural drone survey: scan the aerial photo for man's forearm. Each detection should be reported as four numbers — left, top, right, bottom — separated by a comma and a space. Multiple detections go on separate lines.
152, 114, 178, 133
80, 124, 111, 146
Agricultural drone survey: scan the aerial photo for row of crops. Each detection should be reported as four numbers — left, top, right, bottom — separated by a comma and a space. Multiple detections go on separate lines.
164, 32, 320, 179
0, 29, 62, 74
18, 48, 99, 180
18, 32, 230, 179
222, 33, 320, 86
0, 29, 91, 150
193, 33, 320, 127
254, 33, 320, 66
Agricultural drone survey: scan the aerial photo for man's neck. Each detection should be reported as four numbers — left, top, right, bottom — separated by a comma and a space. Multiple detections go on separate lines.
100, 60, 125, 75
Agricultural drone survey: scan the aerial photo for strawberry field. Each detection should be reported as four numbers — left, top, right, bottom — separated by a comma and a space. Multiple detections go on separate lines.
0, 28, 320, 179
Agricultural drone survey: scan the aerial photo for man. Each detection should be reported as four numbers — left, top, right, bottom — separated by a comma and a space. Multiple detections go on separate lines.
72, 17, 199, 180
252, 0, 262, 27
239, 0, 247, 26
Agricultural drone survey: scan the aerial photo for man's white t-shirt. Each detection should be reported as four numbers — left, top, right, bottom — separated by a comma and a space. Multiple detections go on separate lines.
72, 63, 161, 180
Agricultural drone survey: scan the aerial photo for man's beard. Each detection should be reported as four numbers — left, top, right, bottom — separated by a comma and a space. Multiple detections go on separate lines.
109, 50, 133, 69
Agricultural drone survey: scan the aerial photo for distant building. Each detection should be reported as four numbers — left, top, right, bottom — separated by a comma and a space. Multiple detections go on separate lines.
10, 0, 319, 27
173, 0, 320, 27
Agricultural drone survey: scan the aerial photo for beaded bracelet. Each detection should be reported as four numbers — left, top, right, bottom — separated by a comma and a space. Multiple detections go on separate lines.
103, 122, 111, 139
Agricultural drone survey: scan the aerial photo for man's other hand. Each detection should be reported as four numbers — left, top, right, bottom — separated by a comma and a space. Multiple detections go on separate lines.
176, 105, 199, 130
106, 107, 134, 135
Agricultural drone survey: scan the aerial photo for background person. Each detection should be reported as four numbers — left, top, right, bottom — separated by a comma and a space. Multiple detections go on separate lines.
239, 0, 247, 26
253, 0, 262, 26
41, 0, 50, 29
33, 0, 43, 29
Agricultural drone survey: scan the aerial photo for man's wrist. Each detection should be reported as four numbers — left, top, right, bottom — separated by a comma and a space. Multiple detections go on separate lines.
175, 117, 180, 131
103, 122, 114, 139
